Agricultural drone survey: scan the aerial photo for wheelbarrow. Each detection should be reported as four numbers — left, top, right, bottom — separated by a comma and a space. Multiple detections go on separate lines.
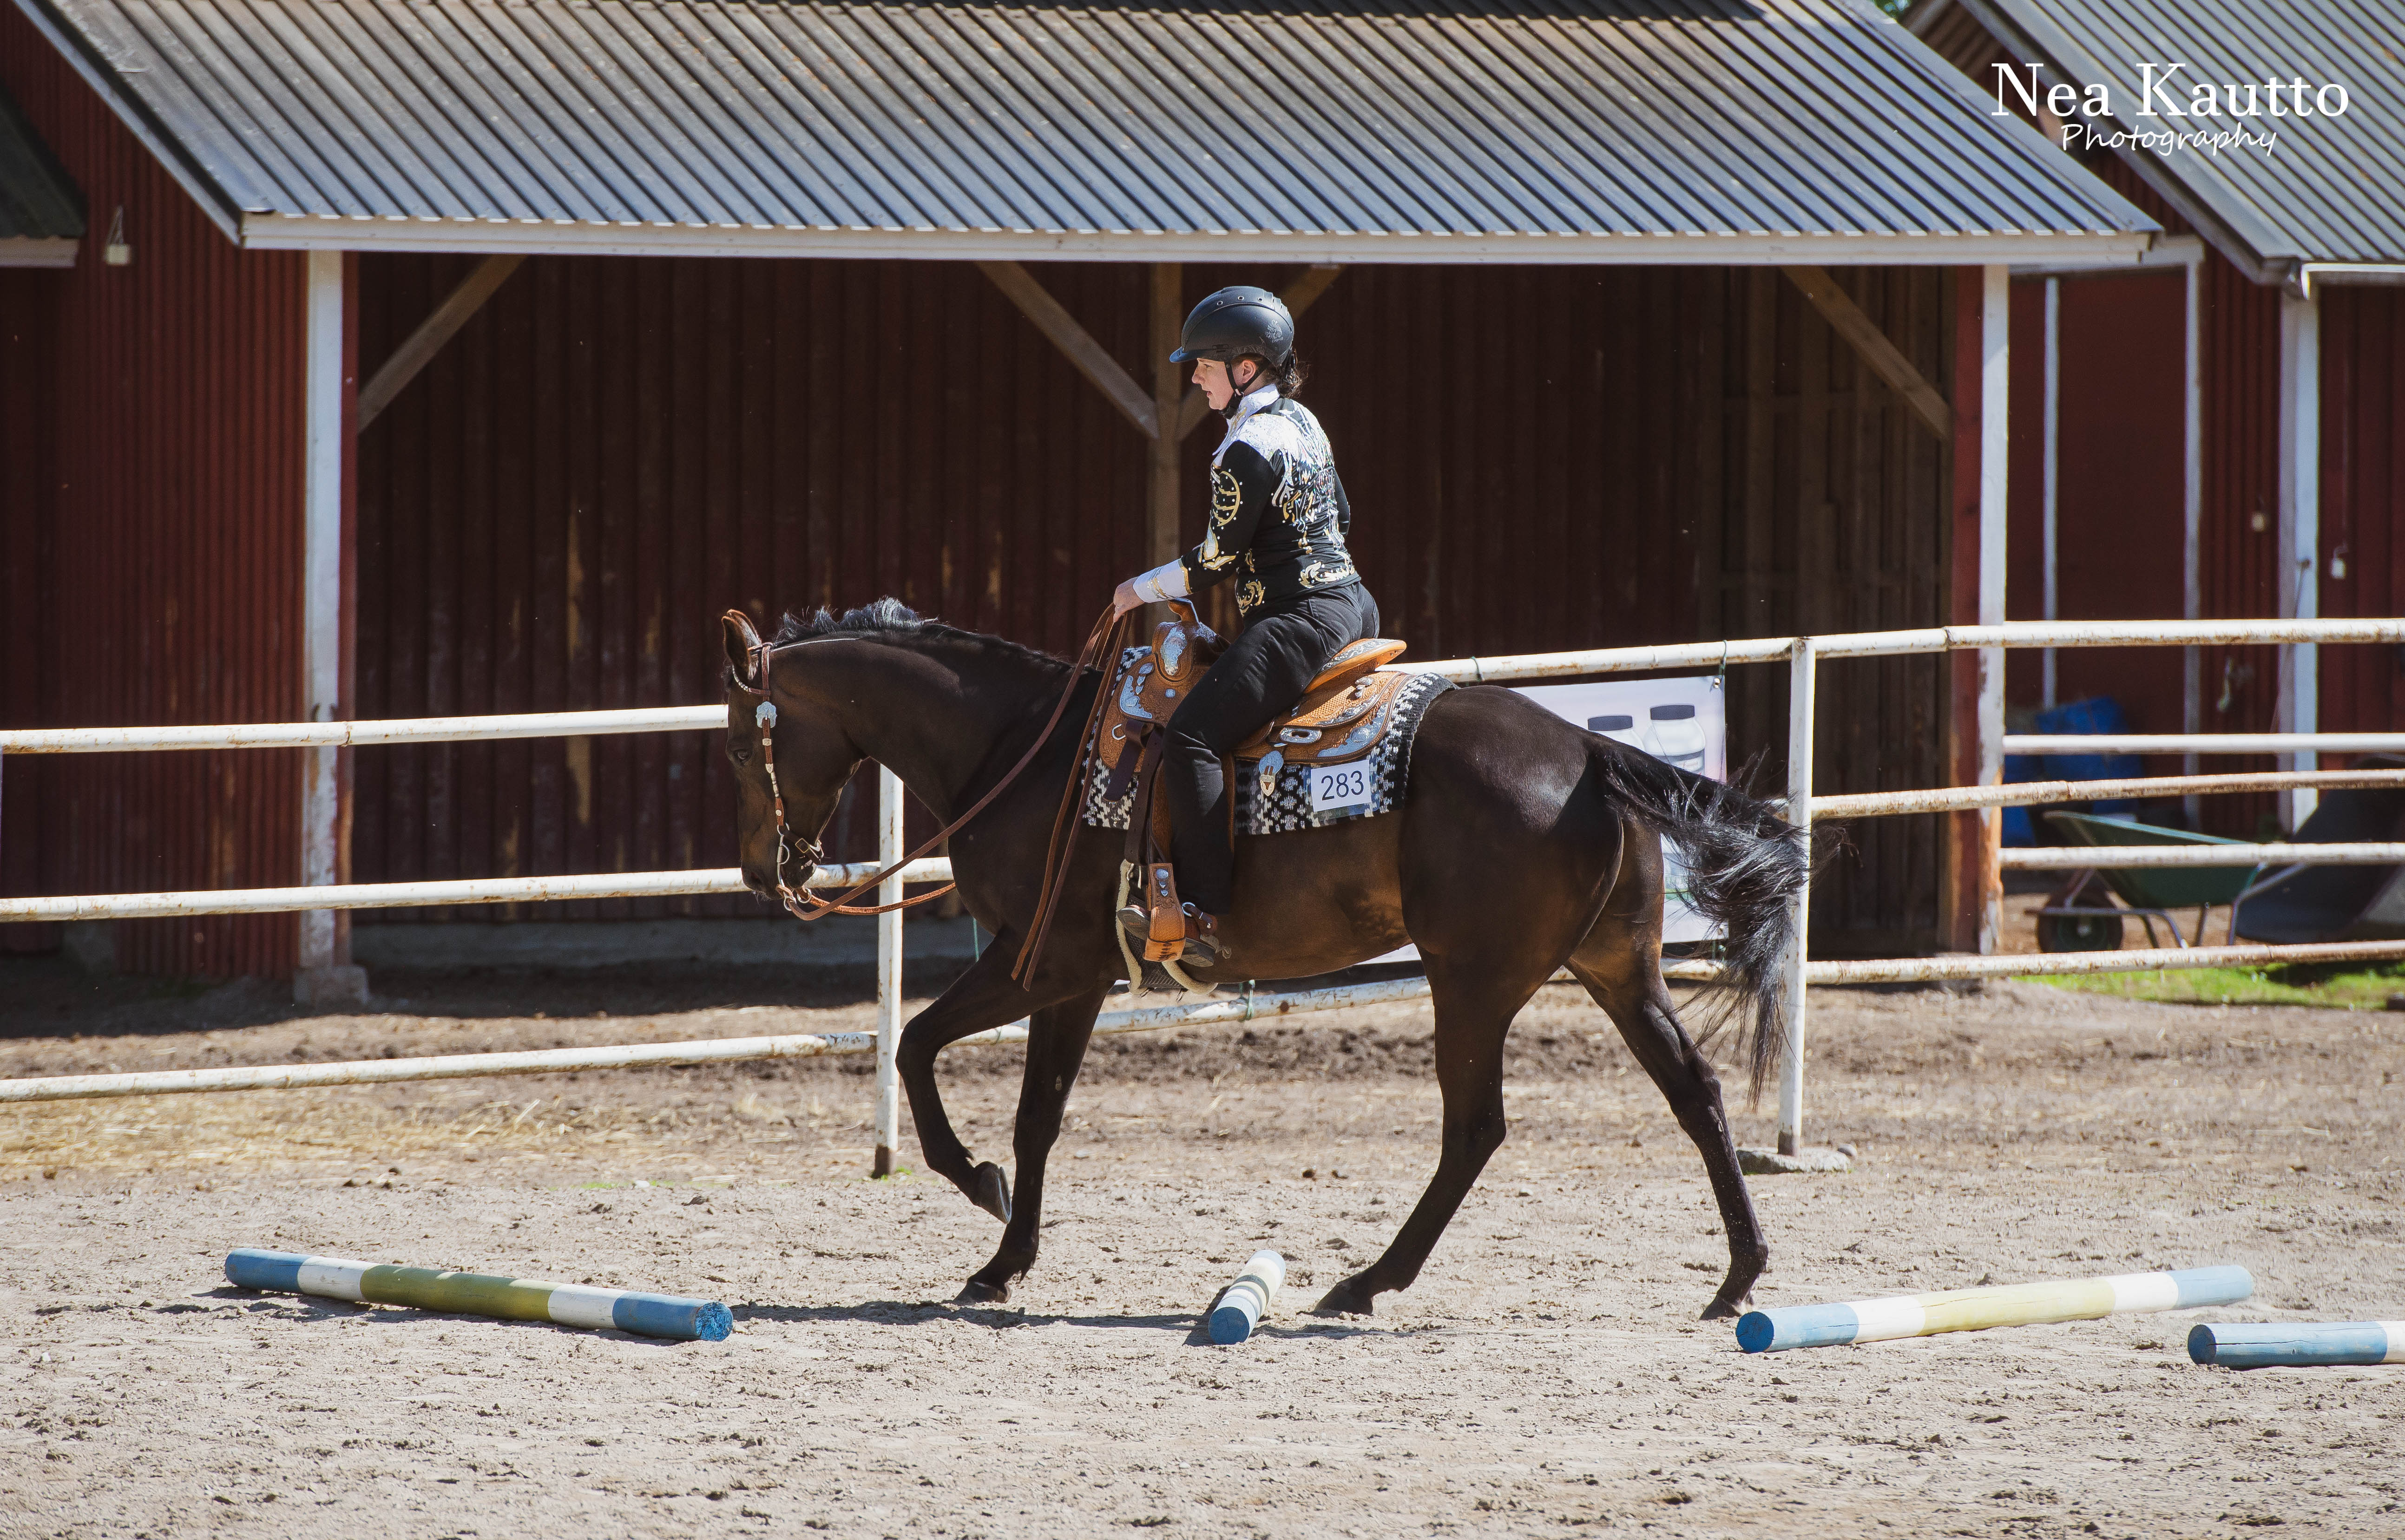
2035, 811, 2265, 952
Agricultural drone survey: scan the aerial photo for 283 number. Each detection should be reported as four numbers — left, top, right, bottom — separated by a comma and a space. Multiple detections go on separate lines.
1310, 766, 1369, 810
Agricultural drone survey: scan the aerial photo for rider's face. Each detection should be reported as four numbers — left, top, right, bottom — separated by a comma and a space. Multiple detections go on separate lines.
1191, 357, 1259, 411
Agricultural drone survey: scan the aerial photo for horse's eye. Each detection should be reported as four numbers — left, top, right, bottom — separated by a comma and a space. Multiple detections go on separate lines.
729, 743, 752, 766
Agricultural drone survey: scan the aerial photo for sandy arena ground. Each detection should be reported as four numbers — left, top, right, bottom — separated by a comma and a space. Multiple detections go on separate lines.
1, 954, 2401, 1538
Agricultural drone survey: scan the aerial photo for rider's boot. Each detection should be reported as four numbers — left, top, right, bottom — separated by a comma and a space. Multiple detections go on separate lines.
1116, 901, 1231, 968
1177, 904, 1229, 967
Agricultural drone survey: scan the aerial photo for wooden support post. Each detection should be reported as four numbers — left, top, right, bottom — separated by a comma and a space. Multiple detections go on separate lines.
1978, 264, 2009, 955
1780, 266, 1953, 439
1778, 636, 1816, 1155
874, 767, 903, 1177
976, 261, 1158, 437
297, 251, 366, 1005
1148, 263, 1184, 568
2278, 288, 2322, 831
355, 255, 525, 431
1943, 268, 1982, 954
1940, 266, 2008, 955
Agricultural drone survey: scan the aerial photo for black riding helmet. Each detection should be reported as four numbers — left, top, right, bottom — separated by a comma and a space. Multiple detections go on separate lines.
1170, 285, 1294, 370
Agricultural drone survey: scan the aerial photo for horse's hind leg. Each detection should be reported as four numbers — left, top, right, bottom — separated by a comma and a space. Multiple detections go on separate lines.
958, 981, 1111, 1305
1314, 958, 1527, 1317
897, 932, 1084, 1224
1569, 934, 1768, 1320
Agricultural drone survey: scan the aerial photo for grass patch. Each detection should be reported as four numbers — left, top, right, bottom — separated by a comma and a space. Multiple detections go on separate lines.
2018, 962, 2405, 1009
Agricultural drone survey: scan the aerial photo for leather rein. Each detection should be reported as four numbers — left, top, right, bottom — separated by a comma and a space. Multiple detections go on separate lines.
739, 606, 1132, 924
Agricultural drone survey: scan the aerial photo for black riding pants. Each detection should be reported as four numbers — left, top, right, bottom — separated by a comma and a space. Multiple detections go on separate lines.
1163, 583, 1380, 916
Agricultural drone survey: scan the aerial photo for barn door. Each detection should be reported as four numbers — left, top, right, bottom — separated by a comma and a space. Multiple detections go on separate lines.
1697, 267, 1953, 955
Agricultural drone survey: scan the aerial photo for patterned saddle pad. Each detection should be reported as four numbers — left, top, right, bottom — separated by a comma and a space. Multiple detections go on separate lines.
1081, 630, 1452, 838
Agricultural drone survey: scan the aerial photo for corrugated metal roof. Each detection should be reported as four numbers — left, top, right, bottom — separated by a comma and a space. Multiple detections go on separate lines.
1952, 0, 2405, 277
12, 0, 2155, 261
0, 77, 81, 262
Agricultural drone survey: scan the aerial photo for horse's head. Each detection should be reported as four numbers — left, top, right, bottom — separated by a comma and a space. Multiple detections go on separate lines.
721, 609, 865, 904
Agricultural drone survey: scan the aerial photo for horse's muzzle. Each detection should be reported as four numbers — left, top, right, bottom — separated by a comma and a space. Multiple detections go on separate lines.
745, 861, 817, 904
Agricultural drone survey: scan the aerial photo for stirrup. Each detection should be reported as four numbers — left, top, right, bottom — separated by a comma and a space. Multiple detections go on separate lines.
1117, 902, 1228, 966
1177, 904, 1229, 967
1117, 901, 1183, 962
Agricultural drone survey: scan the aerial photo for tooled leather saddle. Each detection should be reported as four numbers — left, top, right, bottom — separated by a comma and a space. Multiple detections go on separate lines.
1092, 604, 1411, 961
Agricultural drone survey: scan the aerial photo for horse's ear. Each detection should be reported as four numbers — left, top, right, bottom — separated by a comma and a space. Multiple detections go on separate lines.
722, 609, 763, 689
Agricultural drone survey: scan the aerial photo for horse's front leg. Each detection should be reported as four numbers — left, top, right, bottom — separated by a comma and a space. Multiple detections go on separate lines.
896, 932, 1080, 1223
958, 983, 1111, 1305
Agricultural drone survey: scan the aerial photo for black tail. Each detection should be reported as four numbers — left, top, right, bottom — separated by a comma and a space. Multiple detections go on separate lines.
1587, 736, 1814, 1101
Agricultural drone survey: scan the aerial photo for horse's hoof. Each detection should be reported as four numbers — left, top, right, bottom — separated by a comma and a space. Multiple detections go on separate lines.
1701, 1289, 1754, 1322
956, 1278, 1011, 1306
970, 1161, 1012, 1224
1313, 1277, 1376, 1317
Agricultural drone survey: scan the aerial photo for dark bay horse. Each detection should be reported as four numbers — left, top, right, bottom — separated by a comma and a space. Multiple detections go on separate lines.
720, 602, 1809, 1320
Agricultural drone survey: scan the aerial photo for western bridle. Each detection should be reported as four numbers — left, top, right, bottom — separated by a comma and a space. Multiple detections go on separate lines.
733, 607, 1135, 926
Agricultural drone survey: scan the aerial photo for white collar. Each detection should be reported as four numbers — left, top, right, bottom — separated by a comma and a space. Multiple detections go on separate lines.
1214, 382, 1282, 457
1229, 381, 1280, 425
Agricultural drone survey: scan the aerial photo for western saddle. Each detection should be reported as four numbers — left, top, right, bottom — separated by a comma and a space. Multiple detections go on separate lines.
1094, 604, 1410, 961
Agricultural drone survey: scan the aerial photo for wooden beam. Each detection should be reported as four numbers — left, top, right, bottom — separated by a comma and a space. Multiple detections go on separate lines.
1146, 262, 1185, 568
1281, 262, 1344, 316
1173, 265, 1345, 441
1779, 265, 1952, 440
355, 254, 525, 431
977, 260, 1157, 438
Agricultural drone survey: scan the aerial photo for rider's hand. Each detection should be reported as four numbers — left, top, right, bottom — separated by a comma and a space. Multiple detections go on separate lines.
1111, 577, 1144, 617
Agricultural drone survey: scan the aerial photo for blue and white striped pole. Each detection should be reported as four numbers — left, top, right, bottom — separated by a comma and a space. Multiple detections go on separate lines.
1736, 1266, 2252, 1353
1208, 1251, 1285, 1345
226, 1250, 732, 1341
2189, 1321, 2405, 1370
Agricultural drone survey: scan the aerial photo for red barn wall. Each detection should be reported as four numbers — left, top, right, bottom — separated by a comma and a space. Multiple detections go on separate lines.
1901, 20, 2315, 840
348, 257, 1723, 920
2003, 268, 2190, 739
0, 6, 306, 976
2319, 285, 2405, 738
2062, 159, 2288, 836
0, 263, 59, 954
351, 257, 1950, 946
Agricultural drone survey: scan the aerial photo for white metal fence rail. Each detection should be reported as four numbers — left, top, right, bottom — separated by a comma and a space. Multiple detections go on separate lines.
5, 617, 2402, 1171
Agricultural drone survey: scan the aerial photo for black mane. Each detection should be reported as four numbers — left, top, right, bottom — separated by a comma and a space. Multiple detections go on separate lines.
766, 599, 1071, 675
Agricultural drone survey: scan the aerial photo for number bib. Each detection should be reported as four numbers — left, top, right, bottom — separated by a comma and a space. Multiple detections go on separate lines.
1307, 762, 1373, 814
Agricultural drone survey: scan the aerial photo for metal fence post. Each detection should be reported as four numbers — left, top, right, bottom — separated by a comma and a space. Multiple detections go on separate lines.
1778, 636, 1816, 1157
874, 767, 904, 1178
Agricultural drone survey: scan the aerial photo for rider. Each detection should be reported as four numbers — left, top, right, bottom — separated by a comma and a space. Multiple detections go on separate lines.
1109, 286, 1380, 967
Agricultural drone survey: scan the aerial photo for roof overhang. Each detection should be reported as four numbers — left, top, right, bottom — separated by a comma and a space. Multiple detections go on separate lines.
0, 234, 76, 265
237, 213, 2156, 268
2011, 230, 2202, 278
2299, 264, 2405, 301
21, 0, 2160, 267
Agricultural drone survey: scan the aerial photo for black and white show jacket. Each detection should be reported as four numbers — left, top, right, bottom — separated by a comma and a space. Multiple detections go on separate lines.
1180, 384, 1361, 617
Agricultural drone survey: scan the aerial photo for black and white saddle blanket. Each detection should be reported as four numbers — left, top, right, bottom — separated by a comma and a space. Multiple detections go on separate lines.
1082, 671, 1452, 837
